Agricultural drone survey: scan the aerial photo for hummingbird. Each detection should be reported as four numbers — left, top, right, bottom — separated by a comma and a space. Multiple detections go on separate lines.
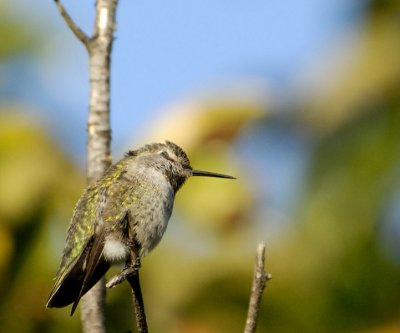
46, 141, 234, 315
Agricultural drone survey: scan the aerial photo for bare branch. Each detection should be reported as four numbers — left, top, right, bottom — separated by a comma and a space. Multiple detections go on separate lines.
244, 242, 271, 333
80, 279, 106, 333
79, 2, 118, 332
53, 0, 90, 48
127, 271, 148, 333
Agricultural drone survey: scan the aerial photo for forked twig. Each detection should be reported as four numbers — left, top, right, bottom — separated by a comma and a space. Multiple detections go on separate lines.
53, 0, 90, 48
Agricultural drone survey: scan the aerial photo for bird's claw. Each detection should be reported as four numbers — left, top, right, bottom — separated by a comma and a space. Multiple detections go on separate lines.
106, 258, 141, 288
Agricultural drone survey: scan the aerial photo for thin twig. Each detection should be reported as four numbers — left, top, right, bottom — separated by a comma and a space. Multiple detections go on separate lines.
53, 0, 90, 48
244, 242, 271, 333
127, 270, 148, 333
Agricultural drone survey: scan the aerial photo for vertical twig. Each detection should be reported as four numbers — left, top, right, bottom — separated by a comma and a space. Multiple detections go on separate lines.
127, 271, 148, 333
244, 242, 271, 333
53, 0, 119, 332
105, 255, 148, 332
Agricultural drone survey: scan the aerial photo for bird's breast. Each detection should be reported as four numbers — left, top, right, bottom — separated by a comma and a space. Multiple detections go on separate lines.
126, 167, 175, 257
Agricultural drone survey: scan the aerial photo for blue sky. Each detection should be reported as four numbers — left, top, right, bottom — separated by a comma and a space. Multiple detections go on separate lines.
5, 1, 366, 227
9, 0, 365, 158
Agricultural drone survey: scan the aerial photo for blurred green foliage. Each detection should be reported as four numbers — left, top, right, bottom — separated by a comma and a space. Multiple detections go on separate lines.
1, 2, 400, 333
0, 4, 40, 60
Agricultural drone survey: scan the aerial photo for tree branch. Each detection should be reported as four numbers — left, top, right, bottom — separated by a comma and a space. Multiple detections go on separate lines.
53, 0, 90, 48
54, 0, 119, 332
80, 279, 106, 333
244, 242, 271, 333
127, 271, 148, 333
105, 254, 148, 332
81, 1, 119, 332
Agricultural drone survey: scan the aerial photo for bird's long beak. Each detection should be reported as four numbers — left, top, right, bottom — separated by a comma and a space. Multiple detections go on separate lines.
191, 169, 236, 179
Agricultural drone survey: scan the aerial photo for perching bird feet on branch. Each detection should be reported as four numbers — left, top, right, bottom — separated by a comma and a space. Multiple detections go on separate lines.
106, 257, 141, 288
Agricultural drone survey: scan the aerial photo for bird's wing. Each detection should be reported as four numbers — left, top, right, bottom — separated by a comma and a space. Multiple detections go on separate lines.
46, 236, 91, 309
70, 180, 138, 314
46, 232, 111, 315
47, 167, 132, 314
47, 186, 111, 314
70, 224, 109, 315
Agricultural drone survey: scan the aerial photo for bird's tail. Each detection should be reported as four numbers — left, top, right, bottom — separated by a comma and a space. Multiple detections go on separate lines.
46, 235, 110, 315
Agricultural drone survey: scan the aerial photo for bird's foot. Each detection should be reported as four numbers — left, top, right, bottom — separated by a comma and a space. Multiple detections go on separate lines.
106, 257, 141, 288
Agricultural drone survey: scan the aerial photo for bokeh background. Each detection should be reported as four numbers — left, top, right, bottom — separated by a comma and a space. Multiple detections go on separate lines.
1, 0, 400, 332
